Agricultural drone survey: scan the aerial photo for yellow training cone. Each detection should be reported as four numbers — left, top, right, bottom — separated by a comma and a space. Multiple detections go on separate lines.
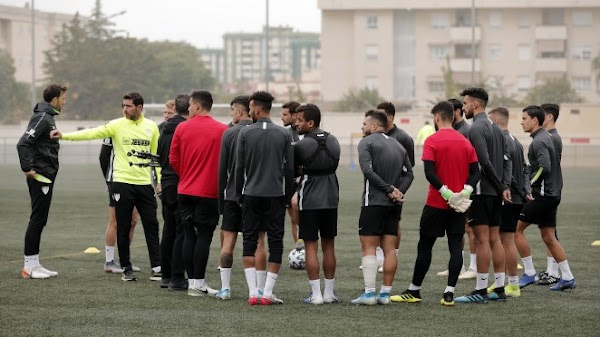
84, 247, 101, 254
592, 240, 600, 246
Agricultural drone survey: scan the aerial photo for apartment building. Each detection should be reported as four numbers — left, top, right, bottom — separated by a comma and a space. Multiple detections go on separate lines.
0, 4, 77, 84
319, 0, 600, 105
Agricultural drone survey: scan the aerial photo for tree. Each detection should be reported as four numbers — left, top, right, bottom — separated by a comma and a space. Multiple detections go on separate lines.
333, 87, 385, 112
0, 51, 30, 123
487, 76, 520, 108
43, 1, 215, 119
523, 78, 583, 105
593, 54, 600, 85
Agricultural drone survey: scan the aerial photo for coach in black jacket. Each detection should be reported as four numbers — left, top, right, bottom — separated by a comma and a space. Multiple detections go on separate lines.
157, 94, 190, 290
16, 84, 67, 279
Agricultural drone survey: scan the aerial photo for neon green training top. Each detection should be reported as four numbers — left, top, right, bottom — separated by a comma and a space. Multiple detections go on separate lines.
62, 115, 161, 185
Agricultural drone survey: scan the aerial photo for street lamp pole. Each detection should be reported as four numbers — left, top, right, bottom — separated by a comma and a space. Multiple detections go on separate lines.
470, 0, 475, 85
265, 0, 270, 92
31, 0, 36, 107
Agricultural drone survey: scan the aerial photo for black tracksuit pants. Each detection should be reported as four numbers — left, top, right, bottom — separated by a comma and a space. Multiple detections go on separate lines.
24, 179, 54, 256
160, 183, 185, 280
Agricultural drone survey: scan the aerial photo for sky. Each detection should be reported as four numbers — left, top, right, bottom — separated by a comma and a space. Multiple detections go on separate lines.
0, 0, 321, 48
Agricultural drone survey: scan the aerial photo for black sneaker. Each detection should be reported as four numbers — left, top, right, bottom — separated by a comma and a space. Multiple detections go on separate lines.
538, 274, 559, 285
150, 270, 162, 281
168, 279, 188, 291
488, 287, 507, 301
160, 277, 171, 288
121, 269, 137, 281
440, 292, 454, 306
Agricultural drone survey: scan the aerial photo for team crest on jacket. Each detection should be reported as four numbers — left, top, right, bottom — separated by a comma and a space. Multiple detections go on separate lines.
113, 193, 120, 202
145, 128, 152, 137
41, 186, 49, 195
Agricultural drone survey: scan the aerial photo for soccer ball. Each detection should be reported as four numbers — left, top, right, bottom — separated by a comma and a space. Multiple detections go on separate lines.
288, 248, 306, 269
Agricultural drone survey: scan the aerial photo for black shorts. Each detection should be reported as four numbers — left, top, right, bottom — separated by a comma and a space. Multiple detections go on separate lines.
221, 200, 242, 233
468, 195, 502, 227
242, 196, 285, 240
358, 206, 401, 236
501, 203, 523, 233
519, 195, 560, 228
299, 208, 338, 241
107, 182, 115, 207
420, 205, 467, 238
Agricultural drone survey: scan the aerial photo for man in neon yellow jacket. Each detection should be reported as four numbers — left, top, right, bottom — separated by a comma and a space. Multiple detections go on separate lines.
51, 92, 161, 281
416, 121, 436, 147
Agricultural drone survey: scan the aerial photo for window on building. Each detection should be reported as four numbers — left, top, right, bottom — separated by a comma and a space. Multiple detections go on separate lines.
489, 44, 501, 60
518, 45, 531, 61
537, 40, 565, 58
455, 9, 477, 27
429, 44, 449, 61
571, 76, 591, 91
367, 15, 378, 29
571, 45, 592, 60
366, 76, 379, 90
366, 45, 379, 61
517, 76, 531, 92
542, 8, 564, 26
428, 81, 444, 92
489, 12, 502, 27
431, 13, 449, 29
518, 14, 530, 28
455, 44, 478, 58
572, 11, 592, 26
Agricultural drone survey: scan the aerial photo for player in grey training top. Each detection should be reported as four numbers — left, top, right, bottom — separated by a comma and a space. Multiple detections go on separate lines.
235, 91, 294, 305
455, 87, 512, 303
449, 98, 471, 138
352, 111, 414, 305
488, 107, 530, 297
281, 101, 302, 249
293, 103, 342, 305
515, 105, 575, 292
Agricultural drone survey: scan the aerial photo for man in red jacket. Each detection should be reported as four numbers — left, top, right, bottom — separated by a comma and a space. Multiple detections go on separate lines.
170, 90, 228, 297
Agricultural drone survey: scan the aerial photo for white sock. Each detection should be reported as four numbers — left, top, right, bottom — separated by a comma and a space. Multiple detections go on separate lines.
461, 251, 466, 270
256, 270, 267, 292
263, 272, 278, 298
508, 276, 519, 285
469, 253, 477, 271
375, 246, 384, 267
476, 273, 488, 290
408, 283, 421, 291
521, 256, 536, 276
394, 248, 399, 256
244, 268, 258, 297
380, 285, 392, 294
494, 272, 505, 288
220, 268, 232, 291
324, 278, 335, 297
558, 260, 574, 281
105, 246, 115, 263
189, 279, 197, 288
548, 257, 559, 278
444, 286, 455, 294
309, 279, 322, 298
152, 266, 161, 273
24, 254, 39, 270
196, 279, 205, 288
362, 255, 378, 293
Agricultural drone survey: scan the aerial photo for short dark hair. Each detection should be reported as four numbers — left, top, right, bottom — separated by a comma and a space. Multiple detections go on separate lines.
230, 95, 250, 112
488, 106, 509, 120
460, 87, 488, 107
296, 103, 321, 127
282, 101, 300, 113
43, 84, 67, 103
123, 92, 144, 107
376, 102, 395, 117
365, 110, 387, 128
541, 103, 560, 123
523, 105, 545, 127
190, 90, 213, 111
447, 98, 463, 112
175, 93, 190, 115
250, 91, 275, 112
430, 101, 454, 122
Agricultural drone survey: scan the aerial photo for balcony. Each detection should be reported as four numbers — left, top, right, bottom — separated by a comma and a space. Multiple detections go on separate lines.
535, 26, 567, 40
449, 27, 481, 42
534, 58, 567, 72
450, 58, 480, 72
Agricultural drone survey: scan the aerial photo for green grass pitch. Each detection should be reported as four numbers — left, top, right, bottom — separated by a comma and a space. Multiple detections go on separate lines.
0, 164, 599, 337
